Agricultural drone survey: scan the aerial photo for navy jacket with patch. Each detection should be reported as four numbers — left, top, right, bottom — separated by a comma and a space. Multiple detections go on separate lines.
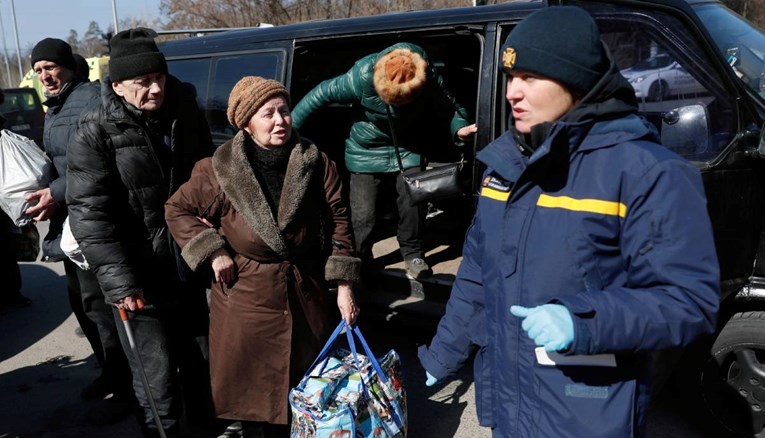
419, 56, 719, 437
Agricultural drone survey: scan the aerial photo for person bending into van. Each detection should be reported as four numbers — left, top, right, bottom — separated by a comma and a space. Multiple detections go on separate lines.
66, 28, 214, 438
418, 7, 720, 438
292, 42, 477, 280
24, 37, 134, 423
165, 76, 360, 438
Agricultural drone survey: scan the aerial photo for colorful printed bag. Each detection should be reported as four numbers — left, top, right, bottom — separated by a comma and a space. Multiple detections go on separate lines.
289, 321, 407, 438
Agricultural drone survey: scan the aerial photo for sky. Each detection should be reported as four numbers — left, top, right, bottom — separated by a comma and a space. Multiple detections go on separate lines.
0, 0, 162, 54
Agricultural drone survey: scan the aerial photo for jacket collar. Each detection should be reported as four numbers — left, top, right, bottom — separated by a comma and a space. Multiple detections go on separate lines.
211, 130, 319, 258
478, 114, 656, 183
100, 75, 181, 125
43, 78, 84, 108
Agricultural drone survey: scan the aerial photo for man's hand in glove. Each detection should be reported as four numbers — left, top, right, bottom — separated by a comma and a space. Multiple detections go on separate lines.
510, 304, 574, 352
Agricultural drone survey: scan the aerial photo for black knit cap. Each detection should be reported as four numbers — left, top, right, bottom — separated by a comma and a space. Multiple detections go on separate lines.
109, 27, 167, 82
500, 6, 608, 94
72, 54, 90, 79
31, 38, 76, 70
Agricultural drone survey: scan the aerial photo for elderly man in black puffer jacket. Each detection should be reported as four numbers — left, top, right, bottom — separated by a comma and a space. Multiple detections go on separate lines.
25, 38, 134, 422
66, 28, 214, 438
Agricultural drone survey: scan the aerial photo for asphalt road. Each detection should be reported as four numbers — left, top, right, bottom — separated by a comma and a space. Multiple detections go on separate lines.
0, 223, 739, 438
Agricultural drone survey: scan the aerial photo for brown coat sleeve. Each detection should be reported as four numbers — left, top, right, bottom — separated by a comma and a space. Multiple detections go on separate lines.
320, 151, 361, 283
165, 158, 227, 271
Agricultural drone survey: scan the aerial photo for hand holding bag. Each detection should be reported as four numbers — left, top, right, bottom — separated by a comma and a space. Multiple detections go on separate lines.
289, 321, 407, 437
386, 107, 464, 207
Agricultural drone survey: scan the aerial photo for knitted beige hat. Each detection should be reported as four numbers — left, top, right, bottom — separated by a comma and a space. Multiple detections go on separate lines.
227, 76, 290, 129
373, 48, 427, 106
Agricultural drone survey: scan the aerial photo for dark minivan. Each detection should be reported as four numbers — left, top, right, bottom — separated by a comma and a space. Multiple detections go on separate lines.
0, 88, 45, 148
160, 0, 765, 435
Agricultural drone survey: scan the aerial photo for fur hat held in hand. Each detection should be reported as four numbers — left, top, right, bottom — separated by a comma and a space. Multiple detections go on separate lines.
109, 28, 167, 82
31, 38, 76, 71
500, 6, 608, 94
227, 76, 290, 129
373, 48, 427, 106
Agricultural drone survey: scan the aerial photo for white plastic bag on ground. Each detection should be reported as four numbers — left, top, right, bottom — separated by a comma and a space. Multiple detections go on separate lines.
0, 129, 51, 226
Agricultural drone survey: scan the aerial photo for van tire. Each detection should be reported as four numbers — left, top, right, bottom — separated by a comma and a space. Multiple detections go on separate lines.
702, 311, 765, 437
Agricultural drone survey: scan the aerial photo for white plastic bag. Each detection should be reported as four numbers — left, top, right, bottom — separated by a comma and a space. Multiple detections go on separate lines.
0, 129, 51, 226
61, 216, 89, 270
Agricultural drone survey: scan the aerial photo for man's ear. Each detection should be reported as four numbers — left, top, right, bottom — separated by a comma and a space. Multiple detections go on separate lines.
111, 81, 124, 97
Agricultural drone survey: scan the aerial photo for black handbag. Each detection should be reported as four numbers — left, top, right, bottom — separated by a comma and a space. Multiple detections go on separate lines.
386, 107, 465, 207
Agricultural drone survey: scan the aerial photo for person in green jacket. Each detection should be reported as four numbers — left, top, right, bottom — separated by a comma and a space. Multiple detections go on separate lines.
292, 42, 477, 279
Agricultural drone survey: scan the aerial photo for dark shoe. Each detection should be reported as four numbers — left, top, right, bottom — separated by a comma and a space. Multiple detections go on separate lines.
80, 396, 132, 425
405, 257, 432, 280
80, 373, 112, 400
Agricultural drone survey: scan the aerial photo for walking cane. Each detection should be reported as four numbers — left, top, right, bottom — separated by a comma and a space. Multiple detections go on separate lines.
118, 299, 167, 438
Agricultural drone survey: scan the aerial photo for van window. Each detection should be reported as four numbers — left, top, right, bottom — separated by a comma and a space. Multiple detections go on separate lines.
167, 58, 210, 110
208, 53, 283, 145
168, 51, 284, 146
498, 5, 736, 162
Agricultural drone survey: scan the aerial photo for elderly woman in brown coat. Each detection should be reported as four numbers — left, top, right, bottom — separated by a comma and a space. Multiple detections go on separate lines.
165, 76, 361, 437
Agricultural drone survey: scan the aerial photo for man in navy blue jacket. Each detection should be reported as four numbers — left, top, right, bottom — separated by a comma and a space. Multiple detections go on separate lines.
419, 6, 719, 437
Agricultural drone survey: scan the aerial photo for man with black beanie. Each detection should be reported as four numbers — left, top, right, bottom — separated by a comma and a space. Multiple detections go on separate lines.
66, 28, 214, 438
26, 37, 134, 424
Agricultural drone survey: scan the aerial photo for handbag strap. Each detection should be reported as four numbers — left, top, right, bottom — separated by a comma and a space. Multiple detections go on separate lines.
304, 320, 347, 378
385, 106, 407, 173
387, 106, 466, 172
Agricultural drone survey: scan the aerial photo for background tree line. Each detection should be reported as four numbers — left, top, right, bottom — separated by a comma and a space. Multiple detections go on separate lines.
2, 0, 764, 88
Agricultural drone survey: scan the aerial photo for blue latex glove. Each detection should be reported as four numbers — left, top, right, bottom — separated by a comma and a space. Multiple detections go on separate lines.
510, 304, 574, 352
425, 371, 439, 387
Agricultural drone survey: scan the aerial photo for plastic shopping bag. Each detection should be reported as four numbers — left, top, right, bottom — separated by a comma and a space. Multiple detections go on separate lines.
289, 321, 407, 438
0, 129, 51, 226
61, 216, 89, 270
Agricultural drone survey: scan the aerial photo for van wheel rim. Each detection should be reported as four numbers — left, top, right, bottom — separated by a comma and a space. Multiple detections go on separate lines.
725, 349, 765, 434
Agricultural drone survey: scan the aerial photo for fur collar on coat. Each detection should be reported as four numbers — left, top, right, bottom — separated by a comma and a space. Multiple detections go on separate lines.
212, 130, 319, 258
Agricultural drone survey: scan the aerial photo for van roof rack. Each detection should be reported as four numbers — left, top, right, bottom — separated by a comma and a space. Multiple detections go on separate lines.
156, 24, 274, 37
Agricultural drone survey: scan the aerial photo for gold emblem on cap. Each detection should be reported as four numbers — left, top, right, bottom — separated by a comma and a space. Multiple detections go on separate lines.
502, 47, 516, 69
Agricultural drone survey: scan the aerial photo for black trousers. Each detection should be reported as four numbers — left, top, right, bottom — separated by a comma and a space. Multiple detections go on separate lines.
114, 302, 181, 434
75, 263, 133, 399
64, 259, 107, 369
114, 279, 212, 435
349, 171, 425, 261
0, 212, 21, 295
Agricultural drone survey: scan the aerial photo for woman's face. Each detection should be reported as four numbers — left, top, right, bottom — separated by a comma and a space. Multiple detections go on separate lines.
244, 96, 292, 148
506, 70, 576, 133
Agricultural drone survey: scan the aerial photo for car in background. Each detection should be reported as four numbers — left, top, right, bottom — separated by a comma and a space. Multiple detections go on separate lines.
621, 53, 707, 101
0, 88, 44, 148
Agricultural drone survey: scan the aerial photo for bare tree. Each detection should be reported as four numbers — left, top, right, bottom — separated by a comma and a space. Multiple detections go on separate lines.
66, 30, 80, 54
159, 0, 474, 31
80, 22, 107, 57
723, 0, 765, 29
